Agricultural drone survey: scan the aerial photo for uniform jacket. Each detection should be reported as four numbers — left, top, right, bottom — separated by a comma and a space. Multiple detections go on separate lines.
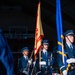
41, 50, 53, 66
35, 50, 54, 72
18, 56, 28, 72
57, 43, 75, 72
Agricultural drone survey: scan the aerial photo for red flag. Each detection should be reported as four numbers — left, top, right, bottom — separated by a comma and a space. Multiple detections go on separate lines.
34, 2, 44, 57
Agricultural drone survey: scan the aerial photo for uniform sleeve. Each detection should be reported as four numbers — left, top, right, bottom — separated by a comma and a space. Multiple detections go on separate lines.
57, 53, 66, 72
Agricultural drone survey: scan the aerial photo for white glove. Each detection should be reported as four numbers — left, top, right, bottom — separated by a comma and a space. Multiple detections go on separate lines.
39, 61, 46, 65
22, 70, 28, 74
66, 58, 75, 63
33, 61, 36, 66
28, 59, 32, 65
62, 70, 67, 75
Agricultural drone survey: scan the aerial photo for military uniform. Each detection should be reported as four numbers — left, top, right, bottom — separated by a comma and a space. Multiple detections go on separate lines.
57, 30, 75, 75
18, 47, 31, 75
40, 51, 53, 75
35, 40, 54, 75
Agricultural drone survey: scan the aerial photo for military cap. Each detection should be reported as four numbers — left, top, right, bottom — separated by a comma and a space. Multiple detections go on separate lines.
42, 40, 49, 44
21, 47, 29, 52
64, 30, 75, 37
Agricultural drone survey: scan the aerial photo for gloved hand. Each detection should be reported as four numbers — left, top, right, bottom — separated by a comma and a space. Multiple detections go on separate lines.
66, 58, 75, 63
33, 61, 36, 66
39, 61, 46, 65
28, 59, 32, 65
22, 70, 28, 74
62, 70, 67, 75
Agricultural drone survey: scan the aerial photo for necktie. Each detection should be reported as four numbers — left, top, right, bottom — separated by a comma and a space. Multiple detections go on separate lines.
26, 57, 28, 60
45, 52, 48, 65
45, 52, 47, 57
70, 45, 73, 50
45, 52, 47, 59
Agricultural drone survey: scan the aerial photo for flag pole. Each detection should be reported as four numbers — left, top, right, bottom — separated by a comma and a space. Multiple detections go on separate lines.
58, 0, 64, 64
56, 0, 64, 64
34, 0, 44, 69
37, 2, 43, 69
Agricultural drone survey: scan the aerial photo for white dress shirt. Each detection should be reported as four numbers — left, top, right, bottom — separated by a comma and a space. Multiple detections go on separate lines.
42, 49, 47, 54
24, 56, 28, 60
66, 42, 73, 49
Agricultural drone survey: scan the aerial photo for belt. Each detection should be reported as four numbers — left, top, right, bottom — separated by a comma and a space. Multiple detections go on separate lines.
69, 66, 75, 70
69, 63, 75, 70
41, 65, 52, 69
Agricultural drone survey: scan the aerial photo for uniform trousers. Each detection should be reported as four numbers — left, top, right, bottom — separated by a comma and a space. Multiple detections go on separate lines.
40, 66, 52, 75
68, 70, 75, 75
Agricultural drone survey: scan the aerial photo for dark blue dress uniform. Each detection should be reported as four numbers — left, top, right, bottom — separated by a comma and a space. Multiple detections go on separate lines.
0, 29, 14, 75
40, 51, 53, 75
35, 40, 54, 75
57, 30, 75, 75
18, 47, 30, 75
18, 57, 28, 75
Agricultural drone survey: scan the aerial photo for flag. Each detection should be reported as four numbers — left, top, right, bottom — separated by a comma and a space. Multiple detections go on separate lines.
56, 0, 65, 63
34, 2, 44, 57
0, 29, 14, 75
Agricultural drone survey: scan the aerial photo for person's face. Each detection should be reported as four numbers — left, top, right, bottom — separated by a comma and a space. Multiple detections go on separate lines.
65, 35, 74, 43
22, 50, 29, 56
43, 44, 49, 50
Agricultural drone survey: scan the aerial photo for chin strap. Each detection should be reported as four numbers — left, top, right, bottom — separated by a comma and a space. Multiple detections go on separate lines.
66, 36, 73, 44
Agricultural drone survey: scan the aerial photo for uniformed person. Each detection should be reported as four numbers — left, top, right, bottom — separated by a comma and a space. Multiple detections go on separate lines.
18, 47, 32, 75
57, 30, 75, 75
36, 39, 54, 75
